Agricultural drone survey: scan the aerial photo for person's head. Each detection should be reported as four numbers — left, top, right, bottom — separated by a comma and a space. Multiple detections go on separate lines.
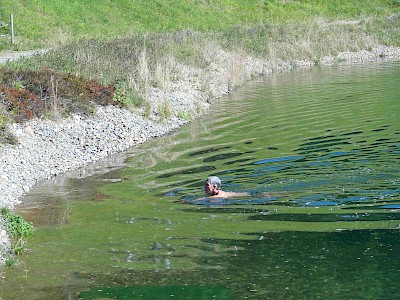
204, 176, 221, 195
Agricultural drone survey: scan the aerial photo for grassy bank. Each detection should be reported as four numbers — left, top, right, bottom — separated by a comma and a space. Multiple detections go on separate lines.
0, 0, 399, 50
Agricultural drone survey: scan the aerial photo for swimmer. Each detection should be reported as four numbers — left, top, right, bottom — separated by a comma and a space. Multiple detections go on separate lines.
204, 176, 249, 198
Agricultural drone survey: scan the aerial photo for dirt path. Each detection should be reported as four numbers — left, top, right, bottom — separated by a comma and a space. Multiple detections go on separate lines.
0, 49, 48, 64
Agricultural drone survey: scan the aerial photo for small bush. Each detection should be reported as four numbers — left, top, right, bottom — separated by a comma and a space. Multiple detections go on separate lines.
0, 103, 11, 130
113, 79, 143, 109
1, 208, 33, 267
0, 67, 116, 125
0, 85, 45, 123
0, 100, 21, 145
158, 99, 172, 121
1, 208, 33, 238
177, 110, 191, 120
5, 256, 17, 267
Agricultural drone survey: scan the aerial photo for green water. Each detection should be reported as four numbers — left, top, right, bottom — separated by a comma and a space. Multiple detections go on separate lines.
2, 62, 400, 299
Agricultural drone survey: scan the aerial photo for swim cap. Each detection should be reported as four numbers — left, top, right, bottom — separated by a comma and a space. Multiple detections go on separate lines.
207, 176, 221, 190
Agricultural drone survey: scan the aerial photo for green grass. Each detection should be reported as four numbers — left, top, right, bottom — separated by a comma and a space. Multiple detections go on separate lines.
0, 0, 399, 50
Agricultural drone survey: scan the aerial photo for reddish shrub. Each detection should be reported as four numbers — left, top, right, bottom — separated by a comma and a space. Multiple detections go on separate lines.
0, 85, 45, 123
0, 67, 116, 123
59, 72, 115, 105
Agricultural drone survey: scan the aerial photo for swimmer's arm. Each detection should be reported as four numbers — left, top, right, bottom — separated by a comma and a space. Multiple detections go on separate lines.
223, 191, 250, 197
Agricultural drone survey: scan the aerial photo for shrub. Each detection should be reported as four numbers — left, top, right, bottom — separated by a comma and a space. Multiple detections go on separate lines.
1, 208, 33, 238
0, 85, 45, 123
0, 67, 116, 124
158, 99, 172, 121
1, 208, 33, 267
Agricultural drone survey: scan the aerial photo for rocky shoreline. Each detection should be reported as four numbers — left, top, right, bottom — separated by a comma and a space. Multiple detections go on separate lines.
1, 45, 400, 266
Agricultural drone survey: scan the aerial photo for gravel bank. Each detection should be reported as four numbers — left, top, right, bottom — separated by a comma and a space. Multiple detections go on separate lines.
1, 45, 400, 266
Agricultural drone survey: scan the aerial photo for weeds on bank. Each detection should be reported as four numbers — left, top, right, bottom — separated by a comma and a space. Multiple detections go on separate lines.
158, 100, 172, 122
1, 208, 33, 267
216, 14, 400, 63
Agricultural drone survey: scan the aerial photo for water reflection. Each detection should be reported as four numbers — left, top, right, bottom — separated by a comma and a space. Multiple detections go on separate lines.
75, 229, 400, 300
248, 213, 400, 222
181, 195, 277, 206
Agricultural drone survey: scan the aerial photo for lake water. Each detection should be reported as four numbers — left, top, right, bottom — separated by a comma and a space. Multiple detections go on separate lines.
2, 61, 400, 299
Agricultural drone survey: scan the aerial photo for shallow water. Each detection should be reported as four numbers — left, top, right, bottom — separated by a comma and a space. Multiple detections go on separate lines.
2, 62, 400, 299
